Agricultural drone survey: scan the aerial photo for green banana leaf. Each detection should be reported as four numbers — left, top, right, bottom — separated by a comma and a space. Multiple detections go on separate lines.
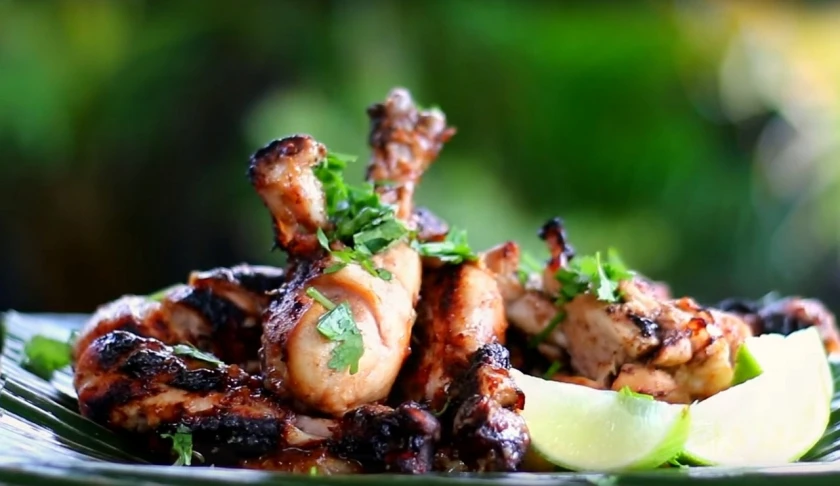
1, 311, 838, 486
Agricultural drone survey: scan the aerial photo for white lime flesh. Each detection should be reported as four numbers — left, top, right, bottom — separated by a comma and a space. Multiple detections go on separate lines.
682, 327, 832, 466
510, 369, 691, 472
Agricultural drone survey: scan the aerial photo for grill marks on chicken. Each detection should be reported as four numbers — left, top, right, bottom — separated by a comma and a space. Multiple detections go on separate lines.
74, 331, 324, 465
72, 264, 284, 371
332, 403, 442, 474
442, 343, 530, 472
397, 253, 528, 472
399, 260, 508, 410
253, 89, 454, 417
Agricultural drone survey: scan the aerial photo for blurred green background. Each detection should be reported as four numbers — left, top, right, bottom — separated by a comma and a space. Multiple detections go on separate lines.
1, 0, 839, 314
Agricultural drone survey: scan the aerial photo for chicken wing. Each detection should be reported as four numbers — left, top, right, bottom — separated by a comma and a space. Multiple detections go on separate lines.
488, 217, 759, 403
72, 264, 285, 371
74, 330, 331, 465
75, 329, 441, 473
252, 89, 454, 417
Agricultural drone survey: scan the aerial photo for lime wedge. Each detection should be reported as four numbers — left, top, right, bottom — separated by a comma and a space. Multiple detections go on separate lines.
510, 369, 691, 472
682, 327, 832, 466
730, 344, 763, 386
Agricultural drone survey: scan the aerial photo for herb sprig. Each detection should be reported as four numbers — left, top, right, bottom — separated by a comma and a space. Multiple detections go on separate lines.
160, 425, 203, 466
531, 248, 632, 347
306, 287, 364, 374
171, 343, 224, 368
411, 227, 478, 264
21, 334, 73, 380
313, 153, 410, 281
555, 248, 632, 305
313, 151, 480, 278
308, 150, 480, 374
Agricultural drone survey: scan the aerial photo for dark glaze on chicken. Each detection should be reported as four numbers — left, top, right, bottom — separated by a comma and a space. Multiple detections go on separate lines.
398, 250, 530, 471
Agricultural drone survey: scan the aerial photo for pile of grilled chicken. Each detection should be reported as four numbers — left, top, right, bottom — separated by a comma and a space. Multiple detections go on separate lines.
70, 88, 840, 475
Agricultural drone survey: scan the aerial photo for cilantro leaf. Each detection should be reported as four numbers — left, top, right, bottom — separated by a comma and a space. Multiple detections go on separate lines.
316, 228, 331, 251
171, 344, 224, 368
617, 385, 654, 401
312, 152, 407, 280
21, 334, 72, 380
594, 253, 621, 302
323, 262, 348, 274
306, 287, 336, 311
412, 227, 478, 264
528, 311, 566, 348
160, 425, 203, 466
543, 360, 563, 379
353, 218, 409, 254
326, 325, 364, 375
307, 287, 365, 374
555, 249, 632, 304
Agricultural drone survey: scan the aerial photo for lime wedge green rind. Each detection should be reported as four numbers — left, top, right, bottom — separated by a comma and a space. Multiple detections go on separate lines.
730, 343, 763, 386
511, 369, 691, 472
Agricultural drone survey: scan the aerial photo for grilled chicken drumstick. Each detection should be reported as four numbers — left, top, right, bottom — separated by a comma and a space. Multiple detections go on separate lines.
251, 89, 454, 417
397, 247, 530, 472
399, 257, 509, 410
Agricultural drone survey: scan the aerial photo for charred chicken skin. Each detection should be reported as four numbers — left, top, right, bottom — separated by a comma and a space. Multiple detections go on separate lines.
399, 257, 509, 410
72, 264, 285, 371
398, 248, 530, 472
251, 89, 454, 417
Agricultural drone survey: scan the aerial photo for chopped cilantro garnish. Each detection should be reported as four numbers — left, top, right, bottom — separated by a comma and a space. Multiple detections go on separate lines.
306, 287, 365, 374
528, 311, 566, 348
530, 249, 632, 347
171, 344, 224, 368
313, 150, 479, 273
433, 397, 452, 417
617, 386, 654, 401
160, 425, 203, 466
543, 360, 563, 379
312, 153, 409, 281
21, 334, 72, 380
412, 227, 478, 264
555, 248, 632, 304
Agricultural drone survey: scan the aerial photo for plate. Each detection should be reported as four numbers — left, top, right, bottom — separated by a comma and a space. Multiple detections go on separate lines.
1, 311, 839, 485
